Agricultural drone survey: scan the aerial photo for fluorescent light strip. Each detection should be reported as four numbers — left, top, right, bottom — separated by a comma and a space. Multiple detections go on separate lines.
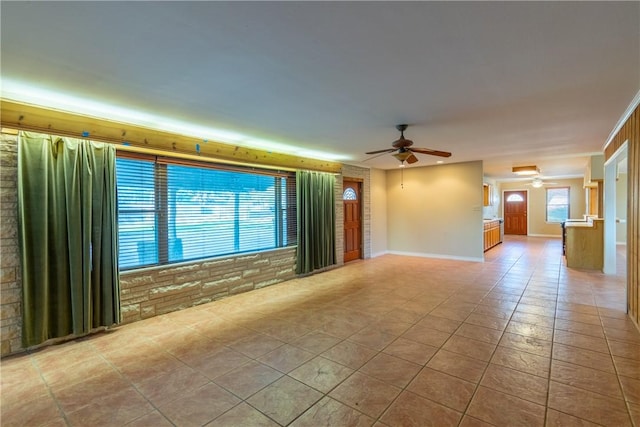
1, 79, 348, 161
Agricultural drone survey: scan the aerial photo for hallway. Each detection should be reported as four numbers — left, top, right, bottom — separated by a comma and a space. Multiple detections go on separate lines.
1, 236, 638, 426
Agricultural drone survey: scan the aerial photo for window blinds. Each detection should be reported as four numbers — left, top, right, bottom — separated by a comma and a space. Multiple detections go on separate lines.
115, 153, 296, 270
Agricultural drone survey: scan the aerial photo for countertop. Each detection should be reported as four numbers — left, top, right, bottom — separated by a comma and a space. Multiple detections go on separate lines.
564, 221, 593, 228
483, 218, 503, 223
564, 218, 603, 228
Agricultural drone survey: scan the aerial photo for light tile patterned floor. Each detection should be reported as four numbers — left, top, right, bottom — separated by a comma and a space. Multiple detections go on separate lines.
1, 236, 639, 426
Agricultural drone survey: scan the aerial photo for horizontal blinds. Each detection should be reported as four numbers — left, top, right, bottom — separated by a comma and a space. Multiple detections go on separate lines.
115, 154, 296, 270
115, 157, 158, 269
285, 178, 297, 246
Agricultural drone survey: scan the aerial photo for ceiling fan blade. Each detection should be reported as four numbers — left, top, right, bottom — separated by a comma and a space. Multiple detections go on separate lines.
365, 148, 396, 155
362, 151, 395, 162
410, 147, 452, 158
406, 153, 419, 164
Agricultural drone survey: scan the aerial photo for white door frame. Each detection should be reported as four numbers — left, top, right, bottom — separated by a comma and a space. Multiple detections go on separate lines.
603, 140, 628, 274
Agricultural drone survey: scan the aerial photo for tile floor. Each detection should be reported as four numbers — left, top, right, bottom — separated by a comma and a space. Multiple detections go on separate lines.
1, 236, 639, 426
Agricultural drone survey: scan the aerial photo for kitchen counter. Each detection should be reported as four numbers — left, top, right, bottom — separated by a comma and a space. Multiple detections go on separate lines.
483, 219, 502, 251
564, 221, 596, 227
564, 218, 604, 269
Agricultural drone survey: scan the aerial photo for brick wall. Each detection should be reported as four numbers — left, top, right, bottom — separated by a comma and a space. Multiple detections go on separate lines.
120, 248, 296, 323
0, 132, 22, 355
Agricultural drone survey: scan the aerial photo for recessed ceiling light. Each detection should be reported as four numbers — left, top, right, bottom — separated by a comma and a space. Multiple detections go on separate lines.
436, 160, 444, 164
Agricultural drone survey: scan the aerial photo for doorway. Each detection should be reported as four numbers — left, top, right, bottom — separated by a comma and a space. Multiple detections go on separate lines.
504, 190, 528, 235
343, 180, 362, 262
604, 141, 628, 277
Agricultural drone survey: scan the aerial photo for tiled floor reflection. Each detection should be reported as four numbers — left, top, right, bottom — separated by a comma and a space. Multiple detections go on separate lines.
2, 236, 639, 426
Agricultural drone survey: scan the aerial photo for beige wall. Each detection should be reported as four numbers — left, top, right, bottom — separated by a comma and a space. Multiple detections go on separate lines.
498, 178, 586, 237
386, 161, 484, 261
370, 168, 387, 257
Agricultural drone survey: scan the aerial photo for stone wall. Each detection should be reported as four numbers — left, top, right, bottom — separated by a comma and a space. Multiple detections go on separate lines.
0, 131, 362, 356
0, 132, 298, 356
120, 248, 296, 323
0, 132, 22, 355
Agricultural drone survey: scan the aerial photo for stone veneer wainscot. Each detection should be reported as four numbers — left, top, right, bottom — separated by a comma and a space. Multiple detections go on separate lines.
119, 248, 296, 323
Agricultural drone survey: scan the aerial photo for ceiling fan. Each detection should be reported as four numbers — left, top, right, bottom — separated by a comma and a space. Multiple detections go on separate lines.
365, 124, 452, 165
526, 177, 558, 188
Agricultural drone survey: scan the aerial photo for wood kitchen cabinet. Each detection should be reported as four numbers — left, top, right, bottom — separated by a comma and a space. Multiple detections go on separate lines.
484, 219, 502, 251
565, 219, 604, 269
483, 184, 491, 206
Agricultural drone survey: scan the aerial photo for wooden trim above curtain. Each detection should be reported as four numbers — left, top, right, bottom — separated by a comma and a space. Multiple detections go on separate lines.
1, 100, 342, 173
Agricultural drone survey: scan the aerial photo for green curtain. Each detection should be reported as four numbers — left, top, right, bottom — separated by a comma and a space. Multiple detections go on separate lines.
18, 131, 120, 347
296, 170, 336, 274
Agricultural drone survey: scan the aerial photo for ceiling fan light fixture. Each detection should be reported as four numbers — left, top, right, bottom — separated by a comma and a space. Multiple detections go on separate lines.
393, 150, 414, 162
512, 165, 540, 175
364, 124, 452, 164
531, 178, 544, 188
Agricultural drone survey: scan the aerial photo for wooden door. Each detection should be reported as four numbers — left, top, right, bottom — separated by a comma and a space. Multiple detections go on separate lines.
343, 180, 362, 262
504, 190, 528, 235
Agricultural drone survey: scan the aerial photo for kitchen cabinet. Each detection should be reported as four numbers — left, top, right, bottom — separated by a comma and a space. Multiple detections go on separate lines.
565, 218, 603, 269
483, 184, 491, 206
484, 219, 502, 251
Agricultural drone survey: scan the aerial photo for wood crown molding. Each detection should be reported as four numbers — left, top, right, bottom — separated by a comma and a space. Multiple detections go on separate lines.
0, 99, 342, 173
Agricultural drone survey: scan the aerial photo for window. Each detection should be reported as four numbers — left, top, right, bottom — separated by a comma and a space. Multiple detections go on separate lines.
116, 157, 157, 268
343, 188, 357, 200
116, 154, 296, 270
546, 187, 570, 222
506, 194, 524, 202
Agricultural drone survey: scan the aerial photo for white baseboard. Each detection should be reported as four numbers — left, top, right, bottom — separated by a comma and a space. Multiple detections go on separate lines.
386, 250, 483, 263
370, 251, 389, 258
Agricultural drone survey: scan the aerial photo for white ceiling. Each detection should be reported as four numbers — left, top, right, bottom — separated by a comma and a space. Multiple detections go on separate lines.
1, 2, 638, 180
